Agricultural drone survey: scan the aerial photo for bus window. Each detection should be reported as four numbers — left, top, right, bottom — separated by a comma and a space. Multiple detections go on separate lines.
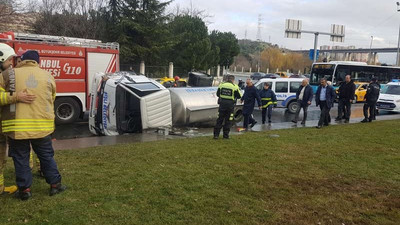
310, 64, 335, 85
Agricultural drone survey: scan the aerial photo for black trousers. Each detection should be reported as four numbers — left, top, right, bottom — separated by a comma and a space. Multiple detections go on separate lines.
363, 101, 376, 121
318, 101, 331, 126
243, 114, 256, 129
214, 107, 234, 138
261, 106, 272, 123
294, 101, 308, 123
338, 98, 351, 120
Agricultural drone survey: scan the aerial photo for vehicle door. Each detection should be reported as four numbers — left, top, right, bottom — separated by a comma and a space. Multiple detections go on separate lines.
274, 81, 289, 107
140, 89, 172, 129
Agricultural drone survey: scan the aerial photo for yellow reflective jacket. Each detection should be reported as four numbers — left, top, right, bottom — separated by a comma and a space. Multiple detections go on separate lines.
0, 67, 18, 109
1, 60, 56, 139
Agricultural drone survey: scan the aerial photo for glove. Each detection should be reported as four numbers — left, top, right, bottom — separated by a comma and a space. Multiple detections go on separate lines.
3, 185, 18, 194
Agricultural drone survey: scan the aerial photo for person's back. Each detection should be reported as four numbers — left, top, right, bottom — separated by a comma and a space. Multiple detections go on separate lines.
2, 60, 55, 139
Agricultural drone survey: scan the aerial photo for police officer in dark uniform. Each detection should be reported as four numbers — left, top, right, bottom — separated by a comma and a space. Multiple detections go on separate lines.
214, 75, 242, 139
361, 77, 380, 123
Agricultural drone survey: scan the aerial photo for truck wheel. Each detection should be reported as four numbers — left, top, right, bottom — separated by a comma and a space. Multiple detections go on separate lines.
54, 98, 80, 124
233, 109, 243, 122
288, 101, 298, 114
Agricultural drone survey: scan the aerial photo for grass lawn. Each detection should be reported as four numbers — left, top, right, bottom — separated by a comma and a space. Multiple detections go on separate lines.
0, 120, 399, 225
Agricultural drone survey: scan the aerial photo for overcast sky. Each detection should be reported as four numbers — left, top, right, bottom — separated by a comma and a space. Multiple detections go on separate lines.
167, 0, 400, 64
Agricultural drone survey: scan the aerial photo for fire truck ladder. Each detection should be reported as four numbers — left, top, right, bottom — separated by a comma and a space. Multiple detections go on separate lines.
14, 33, 119, 50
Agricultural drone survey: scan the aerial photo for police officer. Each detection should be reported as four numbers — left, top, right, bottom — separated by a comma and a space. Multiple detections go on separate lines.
214, 75, 242, 139
0, 44, 36, 195
361, 77, 380, 123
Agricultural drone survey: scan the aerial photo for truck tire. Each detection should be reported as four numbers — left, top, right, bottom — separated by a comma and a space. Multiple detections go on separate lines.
54, 97, 81, 124
233, 109, 243, 122
288, 101, 298, 114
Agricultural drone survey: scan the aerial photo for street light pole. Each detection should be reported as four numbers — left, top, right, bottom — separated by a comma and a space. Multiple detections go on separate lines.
313, 32, 319, 63
369, 36, 374, 64
396, 2, 400, 66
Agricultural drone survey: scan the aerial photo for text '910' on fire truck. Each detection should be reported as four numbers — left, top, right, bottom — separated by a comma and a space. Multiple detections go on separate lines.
0, 31, 120, 124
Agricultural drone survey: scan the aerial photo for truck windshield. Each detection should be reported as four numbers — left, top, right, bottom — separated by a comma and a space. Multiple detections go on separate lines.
126, 83, 160, 91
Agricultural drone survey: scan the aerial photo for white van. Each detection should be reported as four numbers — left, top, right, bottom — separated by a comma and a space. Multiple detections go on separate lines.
377, 81, 400, 112
254, 78, 304, 113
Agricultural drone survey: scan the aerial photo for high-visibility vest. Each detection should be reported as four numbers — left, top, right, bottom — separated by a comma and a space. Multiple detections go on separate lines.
218, 82, 240, 100
0, 67, 18, 120
261, 97, 277, 108
1, 60, 56, 139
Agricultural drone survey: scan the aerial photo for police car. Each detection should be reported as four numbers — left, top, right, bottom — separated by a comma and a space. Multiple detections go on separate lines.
254, 78, 304, 113
376, 80, 400, 112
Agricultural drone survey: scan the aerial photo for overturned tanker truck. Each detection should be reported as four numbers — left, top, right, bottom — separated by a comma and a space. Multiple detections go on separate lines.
89, 72, 243, 136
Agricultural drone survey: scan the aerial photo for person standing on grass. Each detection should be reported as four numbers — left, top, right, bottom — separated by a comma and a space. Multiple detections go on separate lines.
335, 75, 356, 123
361, 77, 380, 123
259, 82, 277, 124
0, 44, 36, 196
241, 78, 261, 130
292, 79, 313, 125
315, 78, 336, 129
1, 50, 66, 200
214, 75, 242, 139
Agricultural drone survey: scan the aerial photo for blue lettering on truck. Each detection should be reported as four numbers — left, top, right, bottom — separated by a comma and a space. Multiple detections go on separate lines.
102, 92, 108, 129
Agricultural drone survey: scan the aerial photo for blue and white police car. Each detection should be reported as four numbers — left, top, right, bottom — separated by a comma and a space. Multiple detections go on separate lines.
254, 78, 304, 113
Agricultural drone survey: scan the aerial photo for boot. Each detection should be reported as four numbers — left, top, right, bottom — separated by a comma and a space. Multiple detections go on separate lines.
15, 188, 32, 201
49, 183, 67, 196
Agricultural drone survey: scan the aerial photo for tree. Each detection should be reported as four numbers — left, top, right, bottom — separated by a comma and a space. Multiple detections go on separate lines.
112, 0, 173, 64
167, 15, 211, 72
209, 30, 239, 68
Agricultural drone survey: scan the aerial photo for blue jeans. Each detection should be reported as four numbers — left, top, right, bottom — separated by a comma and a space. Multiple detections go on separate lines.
9, 135, 61, 190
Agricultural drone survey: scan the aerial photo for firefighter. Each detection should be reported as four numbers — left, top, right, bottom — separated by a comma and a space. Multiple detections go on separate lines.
0, 43, 36, 195
1, 50, 66, 200
361, 77, 380, 123
213, 75, 242, 139
259, 82, 277, 124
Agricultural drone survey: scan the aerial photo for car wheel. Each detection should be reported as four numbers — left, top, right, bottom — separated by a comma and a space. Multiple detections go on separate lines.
353, 95, 357, 103
288, 101, 298, 114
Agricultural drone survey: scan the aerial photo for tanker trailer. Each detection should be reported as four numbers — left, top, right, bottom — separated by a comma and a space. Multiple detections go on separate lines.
168, 87, 243, 127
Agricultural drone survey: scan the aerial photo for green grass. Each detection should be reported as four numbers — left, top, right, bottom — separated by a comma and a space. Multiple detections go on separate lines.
1, 120, 400, 225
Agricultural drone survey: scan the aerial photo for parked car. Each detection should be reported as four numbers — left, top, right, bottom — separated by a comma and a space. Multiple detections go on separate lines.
289, 74, 307, 78
250, 72, 266, 80
275, 72, 293, 78
377, 81, 400, 112
263, 73, 280, 78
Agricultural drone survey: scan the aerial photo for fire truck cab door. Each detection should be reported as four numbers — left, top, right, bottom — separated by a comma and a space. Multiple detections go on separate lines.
140, 89, 172, 130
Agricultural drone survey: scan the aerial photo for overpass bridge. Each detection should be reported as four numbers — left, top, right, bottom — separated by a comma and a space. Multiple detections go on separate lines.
290, 47, 398, 64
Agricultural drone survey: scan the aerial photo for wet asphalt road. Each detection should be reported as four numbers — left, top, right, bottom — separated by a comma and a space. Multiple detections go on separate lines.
52, 103, 400, 150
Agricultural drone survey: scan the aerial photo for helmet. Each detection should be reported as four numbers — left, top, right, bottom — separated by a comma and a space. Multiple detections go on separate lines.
0, 43, 16, 62
174, 76, 180, 81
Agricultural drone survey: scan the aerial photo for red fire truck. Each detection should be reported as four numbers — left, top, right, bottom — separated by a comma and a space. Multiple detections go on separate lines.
0, 31, 119, 124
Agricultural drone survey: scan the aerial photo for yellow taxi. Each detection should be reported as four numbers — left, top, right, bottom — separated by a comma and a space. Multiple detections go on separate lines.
336, 82, 368, 103
156, 76, 187, 87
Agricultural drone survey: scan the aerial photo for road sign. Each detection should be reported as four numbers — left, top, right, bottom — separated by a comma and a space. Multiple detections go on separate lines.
285, 19, 302, 39
309, 49, 320, 61
330, 24, 345, 42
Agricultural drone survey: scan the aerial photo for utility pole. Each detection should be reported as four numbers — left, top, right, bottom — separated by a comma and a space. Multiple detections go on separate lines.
397, 2, 400, 66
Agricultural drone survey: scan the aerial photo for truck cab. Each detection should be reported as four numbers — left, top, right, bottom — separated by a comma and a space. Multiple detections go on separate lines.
89, 72, 172, 135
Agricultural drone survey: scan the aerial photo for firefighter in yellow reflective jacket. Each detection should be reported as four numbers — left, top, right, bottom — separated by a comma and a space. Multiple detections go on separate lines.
0, 43, 36, 195
213, 75, 242, 139
259, 82, 277, 124
1, 50, 66, 200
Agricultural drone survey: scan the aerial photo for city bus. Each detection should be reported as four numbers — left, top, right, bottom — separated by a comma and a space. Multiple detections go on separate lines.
309, 61, 400, 92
